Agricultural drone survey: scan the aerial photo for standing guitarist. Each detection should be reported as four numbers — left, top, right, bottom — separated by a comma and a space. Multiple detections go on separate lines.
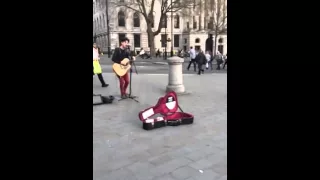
112, 37, 136, 99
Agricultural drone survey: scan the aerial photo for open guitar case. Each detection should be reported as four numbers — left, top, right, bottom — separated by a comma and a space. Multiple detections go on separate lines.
138, 91, 194, 130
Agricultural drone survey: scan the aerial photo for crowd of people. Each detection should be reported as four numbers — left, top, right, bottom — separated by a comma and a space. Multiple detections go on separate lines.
187, 46, 227, 75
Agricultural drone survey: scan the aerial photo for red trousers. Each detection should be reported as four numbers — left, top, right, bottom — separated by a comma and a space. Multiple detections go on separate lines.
118, 72, 129, 95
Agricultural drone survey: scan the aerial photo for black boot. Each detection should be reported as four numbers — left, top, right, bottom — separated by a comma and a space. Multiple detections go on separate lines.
97, 74, 109, 87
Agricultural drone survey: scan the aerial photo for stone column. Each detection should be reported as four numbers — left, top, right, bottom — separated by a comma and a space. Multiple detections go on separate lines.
166, 56, 185, 94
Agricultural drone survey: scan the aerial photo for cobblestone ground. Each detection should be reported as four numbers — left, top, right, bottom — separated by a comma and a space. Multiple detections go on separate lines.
93, 73, 227, 180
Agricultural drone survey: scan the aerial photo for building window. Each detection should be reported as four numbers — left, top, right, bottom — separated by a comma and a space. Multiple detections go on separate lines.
118, 11, 125, 27
101, 36, 105, 48
218, 45, 224, 55
195, 38, 200, 43
133, 12, 140, 27
193, 22, 197, 29
118, 33, 126, 46
98, 17, 101, 30
219, 38, 224, 43
183, 46, 187, 51
184, 38, 187, 44
134, 34, 141, 48
161, 15, 167, 28
102, 15, 105, 28
174, 15, 180, 28
104, 35, 107, 48
161, 34, 167, 47
186, 22, 189, 29
174, 35, 180, 47
208, 17, 213, 29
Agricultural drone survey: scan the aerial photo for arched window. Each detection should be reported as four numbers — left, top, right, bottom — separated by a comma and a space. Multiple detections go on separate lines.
174, 15, 180, 28
118, 11, 125, 27
219, 38, 223, 43
195, 38, 200, 43
133, 12, 140, 27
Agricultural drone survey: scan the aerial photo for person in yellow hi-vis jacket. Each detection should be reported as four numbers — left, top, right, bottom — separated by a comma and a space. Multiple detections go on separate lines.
93, 43, 109, 87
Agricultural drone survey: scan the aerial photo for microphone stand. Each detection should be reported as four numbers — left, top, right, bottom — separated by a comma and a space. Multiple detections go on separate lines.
118, 46, 139, 103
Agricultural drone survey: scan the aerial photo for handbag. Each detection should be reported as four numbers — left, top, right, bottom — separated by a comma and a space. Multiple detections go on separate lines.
93, 60, 102, 74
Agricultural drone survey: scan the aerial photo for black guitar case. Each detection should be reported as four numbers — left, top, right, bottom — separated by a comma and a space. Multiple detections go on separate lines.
93, 94, 114, 106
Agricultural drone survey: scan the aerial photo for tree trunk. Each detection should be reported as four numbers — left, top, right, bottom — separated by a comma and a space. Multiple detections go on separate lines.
147, 28, 155, 56
214, 31, 218, 56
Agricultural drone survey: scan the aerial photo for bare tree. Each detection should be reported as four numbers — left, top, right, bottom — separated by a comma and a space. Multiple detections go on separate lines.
113, 0, 195, 56
207, 0, 227, 55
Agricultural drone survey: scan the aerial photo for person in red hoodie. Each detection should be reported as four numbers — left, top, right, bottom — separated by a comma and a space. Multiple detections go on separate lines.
111, 37, 136, 99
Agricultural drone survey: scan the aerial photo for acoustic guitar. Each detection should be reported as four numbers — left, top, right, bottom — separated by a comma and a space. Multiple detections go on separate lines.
112, 58, 132, 77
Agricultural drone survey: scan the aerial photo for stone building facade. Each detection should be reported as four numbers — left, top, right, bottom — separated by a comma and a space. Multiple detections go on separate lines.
93, 0, 227, 55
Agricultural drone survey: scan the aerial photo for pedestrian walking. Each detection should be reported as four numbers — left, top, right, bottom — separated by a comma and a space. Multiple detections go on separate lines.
205, 51, 211, 70
223, 54, 227, 69
93, 43, 109, 87
195, 49, 206, 75
215, 51, 223, 70
187, 46, 197, 71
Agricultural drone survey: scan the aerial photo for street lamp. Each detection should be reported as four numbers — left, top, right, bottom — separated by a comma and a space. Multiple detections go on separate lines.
170, 0, 173, 57
106, 0, 111, 58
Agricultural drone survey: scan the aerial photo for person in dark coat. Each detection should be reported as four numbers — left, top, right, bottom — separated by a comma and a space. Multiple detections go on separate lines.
195, 49, 206, 75
215, 51, 223, 70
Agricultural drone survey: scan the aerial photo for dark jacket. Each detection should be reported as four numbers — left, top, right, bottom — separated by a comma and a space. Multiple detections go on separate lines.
215, 54, 223, 64
111, 47, 130, 64
195, 52, 206, 65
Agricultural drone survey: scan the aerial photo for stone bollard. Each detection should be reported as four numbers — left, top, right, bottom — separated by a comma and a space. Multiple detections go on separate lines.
166, 56, 185, 94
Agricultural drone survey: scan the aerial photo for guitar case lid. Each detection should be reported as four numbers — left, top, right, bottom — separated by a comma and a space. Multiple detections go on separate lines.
138, 91, 194, 130
138, 91, 178, 120
138, 91, 194, 120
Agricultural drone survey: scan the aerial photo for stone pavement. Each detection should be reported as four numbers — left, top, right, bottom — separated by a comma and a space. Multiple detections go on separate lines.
93, 73, 227, 180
